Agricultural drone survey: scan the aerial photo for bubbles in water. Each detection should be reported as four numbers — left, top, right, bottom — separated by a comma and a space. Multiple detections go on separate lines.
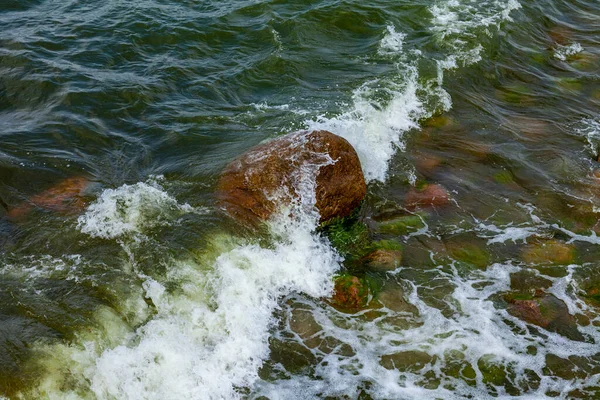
553, 42, 584, 61
77, 177, 202, 240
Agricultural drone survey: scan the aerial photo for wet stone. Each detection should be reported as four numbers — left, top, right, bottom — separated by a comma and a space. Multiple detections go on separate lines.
217, 130, 366, 225
504, 292, 585, 341
267, 338, 316, 375
377, 215, 425, 236
509, 270, 553, 292
360, 248, 402, 272
521, 240, 575, 265
380, 350, 434, 372
329, 275, 369, 312
414, 153, 443, 176
375, 282, 418, 314
7, 176, 92, 220
404, 183, 450, 210
289, 309, 322, 342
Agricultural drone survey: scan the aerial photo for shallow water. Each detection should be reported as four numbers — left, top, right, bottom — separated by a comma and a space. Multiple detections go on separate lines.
1, 0, 600, 398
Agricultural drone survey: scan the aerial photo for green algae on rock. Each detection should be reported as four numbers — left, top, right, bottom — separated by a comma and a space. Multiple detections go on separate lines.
521, 240, 575, 265
329, 275, 370, 312
377, 214, 426, 236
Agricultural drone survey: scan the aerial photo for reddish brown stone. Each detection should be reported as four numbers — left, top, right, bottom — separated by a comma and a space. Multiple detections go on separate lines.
7, 176, 90, 219
404, 183, 450, 210
505, 292, 584, 341
216, 130, 366, 224
415, 154, 442, 175
330, 275, 369, 311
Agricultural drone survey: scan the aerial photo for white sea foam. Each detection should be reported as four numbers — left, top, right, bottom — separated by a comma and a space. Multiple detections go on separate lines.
30, 140, 344, 400
0, 254, 82, 282
554, 42, 583, 61
378, 25, 405, 55
77, 177, 201, 240
303, 0, 520, 183
431, 0, 521, 80
88, 213, 340, 400
253, 258, 600, 399
478, 222, 539, 244
257, 258, 598, 399
574, 118, 600, 156
306, 71, 423, 182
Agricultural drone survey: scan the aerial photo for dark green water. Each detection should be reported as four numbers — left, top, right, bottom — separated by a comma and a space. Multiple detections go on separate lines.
1, 0, 600, 399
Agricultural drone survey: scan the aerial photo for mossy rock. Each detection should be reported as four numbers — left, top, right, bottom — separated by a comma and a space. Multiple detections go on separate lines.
477, 355, 518, 394
556, 77, 583, 93
320, 213, 371, 261
575, 271, 600, 308
541, 354, 600, 380
329, 275, 370, 312
421, 114, 455, 129
522, 240, 575, 265
378, 215, 426, 236
447, 242, 490, 270
496, 84, 533, 105
534, 265, 568, 278
440, 350, 477, 386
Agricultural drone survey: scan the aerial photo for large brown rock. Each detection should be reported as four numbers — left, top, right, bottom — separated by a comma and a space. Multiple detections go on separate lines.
217, 130, 366, 224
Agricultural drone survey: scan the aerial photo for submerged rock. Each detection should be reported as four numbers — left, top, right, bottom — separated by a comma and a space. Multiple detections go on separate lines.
361, 248, 402, 272
404, 183, 450, 210
522, 240, 575, 265
380, 350, 434, 372
216, 130, 366, 224
446, 240, 490, 270
510, 270, 553, 292
7, 176, 91, 220
504, 291, 584, 341
377, 214, 425, 236
329, 275, 369, 311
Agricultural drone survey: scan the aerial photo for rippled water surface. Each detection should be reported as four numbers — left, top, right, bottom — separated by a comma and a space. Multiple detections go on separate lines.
1, 0, 600, 399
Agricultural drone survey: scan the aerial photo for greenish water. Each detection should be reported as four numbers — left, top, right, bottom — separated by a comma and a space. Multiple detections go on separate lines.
1, 0, 600, 398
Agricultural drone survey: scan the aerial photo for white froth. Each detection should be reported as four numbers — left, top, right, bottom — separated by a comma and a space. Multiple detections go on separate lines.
575, 118, 600, 156
431, 0, 521, 75
479, 223, 539, 244
303, 0, 521, 183
307, 70, 423, 182
378, 25, 405, 55
77, 178, 200, 240
33, 143, 343, 400
553, 42, 584, 61
254, 259, 600, 399
89, 217, 340, 400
